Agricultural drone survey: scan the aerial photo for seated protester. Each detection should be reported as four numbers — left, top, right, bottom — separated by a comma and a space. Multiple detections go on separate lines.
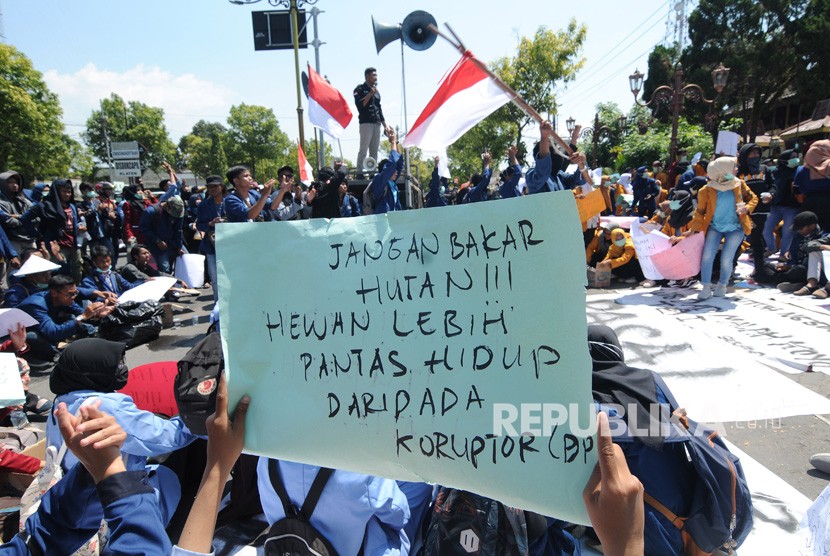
770, 211, 830, 296
81, 245, 142, 299
586, 222, 620, 267
306, 167, 345, 219
138, 195, 187, 274
463, 152, 493, 204
269, 166, 303, 221
6, 404, 173, 555
256, 458, 410, 555
120, 244, 188, 301
5, 248, 116, 309
339, 179, 361, 218
596, 227, 645, 284
0, 322, 52, 418
4, 248, 59, 308
426, 156, 449, 208
369, 127, 404, 213
524, 121, 586, 194
646, 200, 670, 229
47, 339, 197, 533
223, 165, 274, 223
18, 274, 114, 353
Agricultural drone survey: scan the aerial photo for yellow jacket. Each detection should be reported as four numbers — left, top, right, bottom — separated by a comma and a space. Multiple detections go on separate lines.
602, 231, 636, 269
690, 182, 757, 235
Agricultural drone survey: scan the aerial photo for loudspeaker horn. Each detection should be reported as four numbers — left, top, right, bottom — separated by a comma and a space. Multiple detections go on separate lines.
363, 157, 378, 172
372, 16, 402, 54
401, 10, 437, 51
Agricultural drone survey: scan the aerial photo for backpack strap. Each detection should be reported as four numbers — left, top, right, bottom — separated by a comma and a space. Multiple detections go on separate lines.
643, 491, 686, 530
268, 460, 333, 521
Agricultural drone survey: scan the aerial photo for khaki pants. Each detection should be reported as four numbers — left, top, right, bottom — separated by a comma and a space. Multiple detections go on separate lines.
357, 122, 383, 172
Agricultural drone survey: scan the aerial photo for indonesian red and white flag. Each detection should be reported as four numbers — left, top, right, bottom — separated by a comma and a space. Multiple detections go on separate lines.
298, 144, 314, 185
403, 51, 514, 151
307, 64, 352, 139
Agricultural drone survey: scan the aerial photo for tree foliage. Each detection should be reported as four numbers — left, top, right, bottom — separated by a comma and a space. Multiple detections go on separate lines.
83, 93, 176, 172
683, 0, 807, 141
178, 120, 228, 179
224, 103, 290, 181
0, 44, 70, 179
617, 115, 712, 171
794, 0, 830, 108
577, 102, 625, 169
65, 136, 97, 182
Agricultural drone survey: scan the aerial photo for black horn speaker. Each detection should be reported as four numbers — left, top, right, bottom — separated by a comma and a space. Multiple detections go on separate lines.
401, 10, 437, 51
371, 16, 402, 54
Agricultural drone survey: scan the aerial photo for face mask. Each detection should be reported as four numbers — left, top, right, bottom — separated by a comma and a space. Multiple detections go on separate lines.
653, 167, 660, 173
84, 191, 97, 199
723, 173, 735, 182
34, 282, 48, 290
96, 265, 111, 273
614, 238, 626, 247
787, 158, 800, 168
439, 186, 446, 195
669, 200, 681, 211
747, 159, 761, 173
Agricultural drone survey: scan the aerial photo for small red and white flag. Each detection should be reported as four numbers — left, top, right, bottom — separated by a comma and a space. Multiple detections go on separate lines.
298, 144, 314, 185
403, 51, 514, 151
307, 64, 353, 139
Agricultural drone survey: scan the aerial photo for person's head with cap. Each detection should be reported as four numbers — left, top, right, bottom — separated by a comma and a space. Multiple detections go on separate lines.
13, 248, 61, 289
792, 211, 819, 236
205, 175, 225, 200
96, 181, 115, 198
652, 160, 663, 172
163, 195, 185, 219
316, 167, 335, 184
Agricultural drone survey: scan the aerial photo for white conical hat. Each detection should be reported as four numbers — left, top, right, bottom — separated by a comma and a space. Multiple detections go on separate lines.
12, 255, 62, 277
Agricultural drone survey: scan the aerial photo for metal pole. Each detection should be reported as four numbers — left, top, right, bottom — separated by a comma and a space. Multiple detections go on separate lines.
101, 100, 114, 183
401, 39, 412, 209
309, 6, 324, 168
290, 0, 305, 148
593, 113, 599, 168
669, 63, 683, 166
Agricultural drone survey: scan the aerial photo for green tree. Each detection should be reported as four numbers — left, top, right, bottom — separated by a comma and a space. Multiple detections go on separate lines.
0, 44, 70, 179
618, 116, 712, 171
83, 93, 176, 171
65, 136, 97, 182
178, 120, 228, 179
683, 0, 807, 141
224, 103, 290, 180
577, 102, 625, 168
641, 44, 680, 113
794, 0, 830, 108
447, 117, 515, 180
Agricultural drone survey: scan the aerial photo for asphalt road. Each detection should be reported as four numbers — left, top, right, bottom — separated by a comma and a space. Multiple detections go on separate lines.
23, 284, 830, 503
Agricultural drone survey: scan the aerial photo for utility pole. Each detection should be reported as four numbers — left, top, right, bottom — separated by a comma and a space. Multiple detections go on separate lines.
290, 0, 304, 149
308, 6, 325, 168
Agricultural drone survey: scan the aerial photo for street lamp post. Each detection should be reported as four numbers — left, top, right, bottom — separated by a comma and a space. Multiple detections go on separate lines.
229, 0, 319, 150
629, 62, 729, 165
580, 113, 618, 168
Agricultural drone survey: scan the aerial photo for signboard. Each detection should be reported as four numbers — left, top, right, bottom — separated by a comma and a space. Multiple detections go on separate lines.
252, 10, 308, 51
110, 141, 140, 160
113, 159, 142, 178
218, 193, 598, 525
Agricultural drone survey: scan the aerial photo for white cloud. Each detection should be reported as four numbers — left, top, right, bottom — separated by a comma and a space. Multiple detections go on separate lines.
44, 63, 239, 141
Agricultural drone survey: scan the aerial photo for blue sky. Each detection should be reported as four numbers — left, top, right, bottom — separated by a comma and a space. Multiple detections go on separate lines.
4, 0, 676, 162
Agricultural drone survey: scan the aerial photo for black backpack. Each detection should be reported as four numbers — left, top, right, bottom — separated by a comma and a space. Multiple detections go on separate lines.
174, 331, 224, 436
258, 460, 338, 556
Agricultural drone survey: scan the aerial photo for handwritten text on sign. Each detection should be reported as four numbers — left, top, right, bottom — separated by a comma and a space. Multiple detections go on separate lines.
217, 193, 596, 524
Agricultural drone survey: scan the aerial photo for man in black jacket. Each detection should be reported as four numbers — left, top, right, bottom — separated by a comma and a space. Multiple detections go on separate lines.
354, 68, 389, 174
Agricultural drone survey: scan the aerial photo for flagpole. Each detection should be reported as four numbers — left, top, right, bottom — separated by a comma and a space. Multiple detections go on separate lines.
428, 24, 574, 158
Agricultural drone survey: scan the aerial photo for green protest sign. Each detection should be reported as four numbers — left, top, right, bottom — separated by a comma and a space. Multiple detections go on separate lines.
217, 192, 597, 524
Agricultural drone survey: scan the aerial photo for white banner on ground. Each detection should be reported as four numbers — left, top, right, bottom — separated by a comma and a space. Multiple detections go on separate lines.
587, 291, 830, 422
0, 353, 25, 407
118, 277, 177, 304
0, 309, 39, 337
630, 222, 670, 280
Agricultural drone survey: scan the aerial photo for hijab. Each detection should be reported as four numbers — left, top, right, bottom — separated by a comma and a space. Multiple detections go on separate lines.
706, 156, 740, 192
122, 185, 147, 215
667, 189, 694, 229
589, 324, 669, 448
804, 139, 830, 180
41, 179, 73, 226
50, 338, 129, 395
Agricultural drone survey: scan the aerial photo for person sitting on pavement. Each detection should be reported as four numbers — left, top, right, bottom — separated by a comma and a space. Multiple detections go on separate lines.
81, 245, 142, 299
662, 189, 695, 242
139, 195, 187, 274
18, 274, 114, 357
46, 338, 197, 534
0, 322, 52, 418
774, 211, 830, 297
597, 227, 648, 285
586, 222, 620, 268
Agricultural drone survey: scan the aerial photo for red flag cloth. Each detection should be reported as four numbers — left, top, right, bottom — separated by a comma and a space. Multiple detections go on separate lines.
307, 64, 353, 139
403, 51, 513, 151
298, 144, 314, 185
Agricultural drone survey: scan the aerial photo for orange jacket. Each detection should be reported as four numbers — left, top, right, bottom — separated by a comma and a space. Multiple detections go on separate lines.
690, 182, 758, 235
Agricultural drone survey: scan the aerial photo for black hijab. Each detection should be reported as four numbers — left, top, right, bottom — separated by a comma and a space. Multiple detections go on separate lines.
50, 338, 129, 395
667, 189, 694, 230
589, 324, 669, 448
41, 178, 73, 226
122, 185, 147, 215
